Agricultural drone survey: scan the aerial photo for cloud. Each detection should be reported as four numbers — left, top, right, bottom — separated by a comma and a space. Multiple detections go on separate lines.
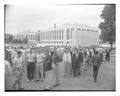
5, 5, 105, 34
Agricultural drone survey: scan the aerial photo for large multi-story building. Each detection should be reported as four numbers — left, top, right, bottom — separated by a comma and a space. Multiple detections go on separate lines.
36, 23, 100, 47
17, 23, 100, 47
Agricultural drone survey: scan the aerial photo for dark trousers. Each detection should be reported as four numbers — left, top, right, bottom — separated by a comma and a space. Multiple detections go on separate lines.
27, 62, 35, 81
73, 65, 80, 77
105, 54, 110, 62
93, 65, 99, 82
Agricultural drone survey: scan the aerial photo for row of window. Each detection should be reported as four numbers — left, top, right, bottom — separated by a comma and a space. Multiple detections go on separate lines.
40, 41, 64, 44
77, 28, 98, 32
38, 30, 64, 40
28, 35, 37, 41
66, 28, 73, 40
27, 30, 64, 41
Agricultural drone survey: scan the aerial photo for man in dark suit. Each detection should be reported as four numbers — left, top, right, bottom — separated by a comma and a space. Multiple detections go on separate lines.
72, 49, 80, 77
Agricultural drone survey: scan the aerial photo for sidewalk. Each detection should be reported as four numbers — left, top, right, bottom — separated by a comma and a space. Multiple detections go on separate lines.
5, 56, 115, 91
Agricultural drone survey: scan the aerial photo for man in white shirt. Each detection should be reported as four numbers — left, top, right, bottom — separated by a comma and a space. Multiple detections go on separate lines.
26, 48, 36, 82
12, 51, 24, 90
35, 49, 46, 82
63, 49, 72, 77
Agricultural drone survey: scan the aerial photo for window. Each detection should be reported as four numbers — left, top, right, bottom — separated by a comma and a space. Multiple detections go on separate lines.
70, 29, 73, 38
62, 30, 64, 39
82, 29, 85, 31
53, 31, 55, 40
87, 29, 90, 31
55, 31, 56, 40
60, 30, 61, 40
95, 30, 98, 32
57, 30, 59, 40
91, 30, 94, 32
66, 42, 69, 44
66, 29, 70, 39
77, 28, 81, 30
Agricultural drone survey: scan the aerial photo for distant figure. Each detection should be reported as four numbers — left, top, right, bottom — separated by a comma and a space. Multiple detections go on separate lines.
63, 49, 72, 77
79, 51, 84, 75
105, 48, 111, 62
52, 51, 61, 86
34, 50, 42, 82
91, 51, 102, 82
45, 51, 52, 72
72, 50, 80, 77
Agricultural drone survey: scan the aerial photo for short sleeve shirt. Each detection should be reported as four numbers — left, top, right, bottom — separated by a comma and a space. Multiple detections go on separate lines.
13, 57, 22, 68
26, 53, 35, 62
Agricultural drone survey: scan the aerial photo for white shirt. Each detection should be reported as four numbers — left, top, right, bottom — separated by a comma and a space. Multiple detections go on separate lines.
21, 50, 27, 62
63, 52, 71, 63
36, 53, 43, 63
13, 57, 22, 68
11, 50, 17, 60
5, 60, 11, 74
26, 53, 35, 62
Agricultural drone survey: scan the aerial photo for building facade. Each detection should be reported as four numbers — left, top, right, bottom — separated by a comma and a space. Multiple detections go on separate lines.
36, 23, 100, 47
17, 23, 100, 47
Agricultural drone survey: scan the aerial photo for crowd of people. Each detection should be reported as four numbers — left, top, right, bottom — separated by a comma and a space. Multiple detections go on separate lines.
5, 45, 111, 90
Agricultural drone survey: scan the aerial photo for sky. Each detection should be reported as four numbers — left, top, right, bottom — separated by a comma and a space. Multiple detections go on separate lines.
5, 4, 105, 35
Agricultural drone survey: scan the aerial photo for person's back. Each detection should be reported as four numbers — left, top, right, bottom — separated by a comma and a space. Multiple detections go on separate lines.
92, 54, 101, 67
52, 52, 60, 64
45, 53, 52, 71
91, 51, 102, 82
73, 52, 80, 65
79, 52, 84, 62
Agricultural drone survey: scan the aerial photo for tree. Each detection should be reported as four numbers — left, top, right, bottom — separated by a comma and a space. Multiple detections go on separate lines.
12, 39, 22, 43
99, 4, 116, 49
22, 36, 28, 43
5, 33, 14, 43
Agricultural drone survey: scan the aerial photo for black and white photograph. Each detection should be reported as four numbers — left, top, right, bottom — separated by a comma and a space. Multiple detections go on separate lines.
4, 4, 116, 91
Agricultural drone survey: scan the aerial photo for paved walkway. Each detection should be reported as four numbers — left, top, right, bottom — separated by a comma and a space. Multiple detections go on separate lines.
5, 56, 115, 91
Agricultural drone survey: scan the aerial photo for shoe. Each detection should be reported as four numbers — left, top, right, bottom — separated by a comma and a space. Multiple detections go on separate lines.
35, 79, 40, 82
94, 79, 97, 82
18, 87, 24, 90
43, 87, 50, 90
53, 83, 60, 87
13, 84, 16, 90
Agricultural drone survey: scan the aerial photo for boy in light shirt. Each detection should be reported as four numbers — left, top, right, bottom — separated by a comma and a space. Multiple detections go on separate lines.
63, 49, 72, 77
12, 51, 24, 90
